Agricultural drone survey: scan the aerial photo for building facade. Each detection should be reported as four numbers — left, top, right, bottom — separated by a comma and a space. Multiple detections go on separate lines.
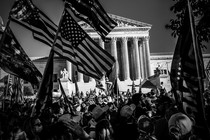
0, 14, 210, 94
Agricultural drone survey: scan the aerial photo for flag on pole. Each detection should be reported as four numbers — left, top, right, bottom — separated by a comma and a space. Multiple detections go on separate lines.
148, 72, 161, 89
12, 77, 24, 104
65, 0, 117, 41
58, 78, 74, 115
170, 1, 207, 129
73, 74, 80, 97
31, 50, 54, 117
10, 0, 115, 80
9, 0, 80, 66
10, 0, 57, 47
5, 74, 13, 97
0, 26, 42, 86
57, 9, 115, 80
9, 0, 77, 63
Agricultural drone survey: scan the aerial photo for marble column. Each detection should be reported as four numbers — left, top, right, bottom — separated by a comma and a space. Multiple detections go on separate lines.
66, 61, 72, 80
110, 37, 118, 79
121, 37, 130, 81
144, 36, 152, 77
139, 43, 144, 79
133, 37, 141, 80
142, 39, 148, 78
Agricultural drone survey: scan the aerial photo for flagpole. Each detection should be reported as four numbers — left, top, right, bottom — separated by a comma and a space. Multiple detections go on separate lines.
2, 74, 10, 111
58, 78, 74, 115
138, 78, 142, 95
0, 5, 14, 111
31, 6, 66, 117
38, 6, 67, 85
187, 0, 210, 136
187, 0, 205, 119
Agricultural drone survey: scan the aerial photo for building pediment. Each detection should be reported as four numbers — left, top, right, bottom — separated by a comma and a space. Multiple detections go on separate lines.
78, 14, 152, 30
78, 14, 152, 38
109, 14, 152, 28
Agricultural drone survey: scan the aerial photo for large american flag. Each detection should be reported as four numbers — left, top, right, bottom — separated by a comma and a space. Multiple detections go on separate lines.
10, 0, 78, 64
65, 0, 117, 41
57, 9, 115, 80
10, 0, 115, 80
170, 4, 206, 128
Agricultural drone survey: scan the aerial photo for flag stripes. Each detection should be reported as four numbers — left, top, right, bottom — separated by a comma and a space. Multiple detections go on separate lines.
170, 2, 206, 126
65, 0, 117, 41
10, 0, 115, 80
57, 9, 115, 79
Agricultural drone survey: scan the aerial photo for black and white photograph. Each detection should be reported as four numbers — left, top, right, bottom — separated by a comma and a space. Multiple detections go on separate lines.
0, 0, 210, 139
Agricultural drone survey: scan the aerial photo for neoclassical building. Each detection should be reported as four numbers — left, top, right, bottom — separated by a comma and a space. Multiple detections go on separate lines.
67, 14, 152, 84
0, 14, 210, 94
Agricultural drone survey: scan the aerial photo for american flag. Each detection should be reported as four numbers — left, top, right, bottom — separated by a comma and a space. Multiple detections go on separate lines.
170, 3, 206, 127
58, 78, 74, 115
65, 0, 117, 41
0, 26, 42, 86
57, 9, 115, 80
10, 0, 56, 46
10, 0, 115, 80
10, 0, 78, 64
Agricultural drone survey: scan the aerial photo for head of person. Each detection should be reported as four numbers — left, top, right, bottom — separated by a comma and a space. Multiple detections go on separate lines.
137, 115, 155, 135
91, 105, 109, 121
95, 119, 113, 140
168, 112, 194, 140
120, 104, 136, 123
23, 116, 43, 139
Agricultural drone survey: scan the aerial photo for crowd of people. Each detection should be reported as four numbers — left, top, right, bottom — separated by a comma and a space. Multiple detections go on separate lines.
0, 84, 210, 140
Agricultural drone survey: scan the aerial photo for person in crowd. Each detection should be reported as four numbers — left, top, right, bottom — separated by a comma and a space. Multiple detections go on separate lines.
89, 105, 114, 140
137, 115, 157, 140
23, 117, 44, 140
8, 111, 27, 140
168, 112, 201, 140
1, 83, 210, 140
131, 93, 147, 120
154, 102, 179, 140
114, 104, 139, 140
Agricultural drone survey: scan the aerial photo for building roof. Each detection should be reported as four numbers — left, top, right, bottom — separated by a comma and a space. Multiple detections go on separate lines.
79, 13, 152, 31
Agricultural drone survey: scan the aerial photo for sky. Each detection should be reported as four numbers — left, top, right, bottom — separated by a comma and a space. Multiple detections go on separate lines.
0, 0, 209, 57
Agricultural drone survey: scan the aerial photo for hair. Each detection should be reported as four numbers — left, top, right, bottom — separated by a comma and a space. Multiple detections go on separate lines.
132, 93, 142, 106
95, 119, 113, 140
23, 116, 41, 140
